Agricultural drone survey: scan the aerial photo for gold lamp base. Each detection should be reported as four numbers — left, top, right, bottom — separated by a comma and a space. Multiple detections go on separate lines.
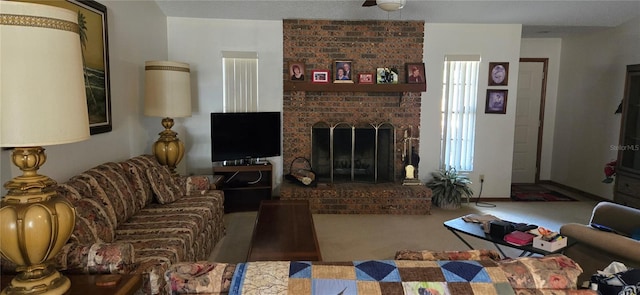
0, 147, 76, 295
1, 265, 70, 295
153, 117, 185, 175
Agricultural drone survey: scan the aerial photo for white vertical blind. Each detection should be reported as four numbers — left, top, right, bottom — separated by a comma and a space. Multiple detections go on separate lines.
441, 55, 480, 171
222, 51, 258, 112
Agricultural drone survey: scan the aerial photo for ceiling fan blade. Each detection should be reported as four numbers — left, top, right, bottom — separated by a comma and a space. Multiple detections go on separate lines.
362, 0, 377, 7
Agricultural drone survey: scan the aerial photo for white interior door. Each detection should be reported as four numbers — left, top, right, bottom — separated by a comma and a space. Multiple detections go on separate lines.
512, 61, 544, 183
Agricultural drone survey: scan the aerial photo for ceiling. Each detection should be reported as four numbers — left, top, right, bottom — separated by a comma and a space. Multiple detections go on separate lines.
153, 0, 640, 37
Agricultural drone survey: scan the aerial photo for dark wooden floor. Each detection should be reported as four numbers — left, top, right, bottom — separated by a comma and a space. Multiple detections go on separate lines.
246, 200, 322, 261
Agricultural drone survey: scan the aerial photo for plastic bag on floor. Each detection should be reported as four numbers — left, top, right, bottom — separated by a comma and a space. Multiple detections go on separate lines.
590, 262, 640, 295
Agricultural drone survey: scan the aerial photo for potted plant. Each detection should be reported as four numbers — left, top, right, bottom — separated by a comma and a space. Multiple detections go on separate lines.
426, 167, 473, 209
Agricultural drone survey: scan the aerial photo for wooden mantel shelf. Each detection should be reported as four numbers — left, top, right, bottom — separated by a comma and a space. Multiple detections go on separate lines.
284, 81, 426, 93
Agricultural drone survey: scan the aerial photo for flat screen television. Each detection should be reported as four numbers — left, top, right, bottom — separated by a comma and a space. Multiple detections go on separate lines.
210, 112, 281, 164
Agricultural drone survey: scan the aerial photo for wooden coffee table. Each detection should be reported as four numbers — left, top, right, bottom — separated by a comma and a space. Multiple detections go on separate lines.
247, 200, 322, 261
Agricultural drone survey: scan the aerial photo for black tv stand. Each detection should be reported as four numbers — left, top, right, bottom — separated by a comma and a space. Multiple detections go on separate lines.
213, 162, 272, 212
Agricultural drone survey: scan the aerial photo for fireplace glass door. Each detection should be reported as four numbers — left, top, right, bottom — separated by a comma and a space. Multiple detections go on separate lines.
312, 122, 395, 183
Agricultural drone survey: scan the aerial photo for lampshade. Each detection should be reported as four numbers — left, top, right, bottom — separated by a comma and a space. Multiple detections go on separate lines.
144, 61, 192, 118
376, 0, 406, 11
1, 2, 88, 294
0, 1, 90, 147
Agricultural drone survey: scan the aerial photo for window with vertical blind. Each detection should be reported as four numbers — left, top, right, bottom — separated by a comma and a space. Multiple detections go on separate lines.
440, 55, 480, 171
222, 51, 258, 112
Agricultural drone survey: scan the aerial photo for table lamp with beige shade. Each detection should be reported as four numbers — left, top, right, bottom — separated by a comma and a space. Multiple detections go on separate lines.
144, 60, 192, 175
0, 1, 90, 294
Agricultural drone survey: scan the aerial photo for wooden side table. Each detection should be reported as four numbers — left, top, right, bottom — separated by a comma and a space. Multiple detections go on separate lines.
1, 274, 142, 295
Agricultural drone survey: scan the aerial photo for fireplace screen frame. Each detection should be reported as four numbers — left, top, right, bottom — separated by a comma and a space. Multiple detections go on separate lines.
311, 121, 396, 183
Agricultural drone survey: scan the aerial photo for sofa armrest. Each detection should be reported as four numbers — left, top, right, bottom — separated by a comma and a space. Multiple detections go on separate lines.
54, 242, 136, 274
497, 254, 584, 290
560, 223, 640, 263
589, 202, 640, 237
165, 261, 236, 295
395, 249, 501, 261
185, 175, 212, 194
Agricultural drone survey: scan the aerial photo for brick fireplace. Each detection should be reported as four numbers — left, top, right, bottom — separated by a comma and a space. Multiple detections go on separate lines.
281, 19, 431, 214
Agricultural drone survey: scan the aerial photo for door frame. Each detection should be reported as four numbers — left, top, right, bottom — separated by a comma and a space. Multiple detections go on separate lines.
517, 58, 548, 184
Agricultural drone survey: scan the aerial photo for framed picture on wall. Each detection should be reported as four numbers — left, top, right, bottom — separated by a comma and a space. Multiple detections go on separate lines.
485, 89, 508, 114
488, 62, 509, 86
334, 60, 353, 83
405, 63, 425, 84
289, 61, 305, 81
311, 70, 330, 83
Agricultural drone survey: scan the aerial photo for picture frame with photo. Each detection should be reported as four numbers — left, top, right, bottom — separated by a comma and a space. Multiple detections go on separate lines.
405, 63, 425, 84
334, 60, 353, 83
311, 70, 330, 83
358, 73, 374, 84
485, 89, 508, 114
289, 61, 306, 81
488, 62, 509, 86
376, 68, 398, 84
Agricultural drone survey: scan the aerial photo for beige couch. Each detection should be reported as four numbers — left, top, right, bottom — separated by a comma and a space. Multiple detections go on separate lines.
560, 201, 640, 284
2, 155, 225, 295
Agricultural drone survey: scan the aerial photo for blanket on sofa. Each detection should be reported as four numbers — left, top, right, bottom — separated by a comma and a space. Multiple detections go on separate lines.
228, 260, 515, 295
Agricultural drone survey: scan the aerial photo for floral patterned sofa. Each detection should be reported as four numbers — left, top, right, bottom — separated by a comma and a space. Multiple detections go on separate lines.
163, 250, 597, 295
2, 155, 225, 295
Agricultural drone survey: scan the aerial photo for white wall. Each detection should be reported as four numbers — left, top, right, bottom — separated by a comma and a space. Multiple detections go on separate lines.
0, 0, 168, 193
553, 16, 640, 199
421, 23, 523, 199
165, 18, 284, 189
519, 38, 562, 180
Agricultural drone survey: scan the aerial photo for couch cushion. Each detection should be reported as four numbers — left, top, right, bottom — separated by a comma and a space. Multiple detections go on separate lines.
146, 165, 184, 204
119, 161, 152, 210
122, 155, 159, 206
115, 194, 221, 263
84, 163, 139, 223
113, 193, 225, 294
497, 254, 583, 290
57, 180, 115, 243
68, 163, 139, 239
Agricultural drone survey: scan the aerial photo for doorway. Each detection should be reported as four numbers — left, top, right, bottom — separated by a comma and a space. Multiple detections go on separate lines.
512, 58, 548, 184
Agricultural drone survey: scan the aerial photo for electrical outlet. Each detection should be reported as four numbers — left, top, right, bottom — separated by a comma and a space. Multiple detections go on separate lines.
479, 174, 485, 182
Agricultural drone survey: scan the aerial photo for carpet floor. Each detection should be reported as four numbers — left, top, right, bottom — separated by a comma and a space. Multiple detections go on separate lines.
208, 184, 599, 263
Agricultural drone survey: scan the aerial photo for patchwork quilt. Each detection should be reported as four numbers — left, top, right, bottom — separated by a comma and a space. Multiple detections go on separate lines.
228, 260, 516, 295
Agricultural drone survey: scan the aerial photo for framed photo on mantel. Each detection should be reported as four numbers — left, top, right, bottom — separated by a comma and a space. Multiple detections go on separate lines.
358, 73, 374, 84
406, 63, 425, 84
289, 61, 305, 81
334, 60, 353, 83
311, 70, 330, 83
